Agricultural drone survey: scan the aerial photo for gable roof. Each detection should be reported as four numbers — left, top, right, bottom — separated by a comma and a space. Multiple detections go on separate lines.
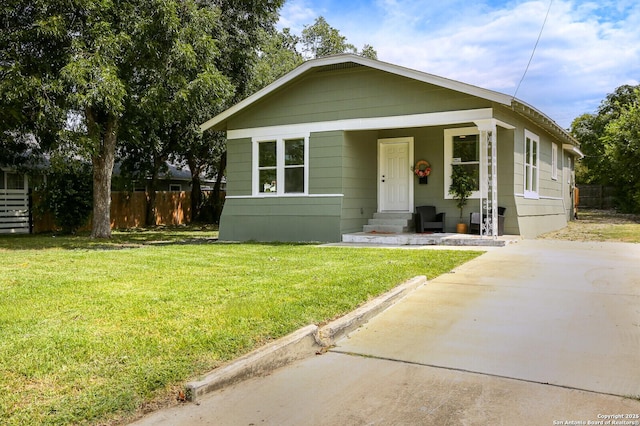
201, 53, 580, 151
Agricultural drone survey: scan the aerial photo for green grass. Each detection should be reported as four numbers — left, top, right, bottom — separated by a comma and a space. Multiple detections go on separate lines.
0, 230, 482, 425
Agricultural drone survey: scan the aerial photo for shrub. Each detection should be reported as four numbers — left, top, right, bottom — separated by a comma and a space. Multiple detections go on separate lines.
40, 159, 93, 234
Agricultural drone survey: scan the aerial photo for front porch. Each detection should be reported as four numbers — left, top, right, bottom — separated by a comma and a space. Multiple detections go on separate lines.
341, 231, 519, 247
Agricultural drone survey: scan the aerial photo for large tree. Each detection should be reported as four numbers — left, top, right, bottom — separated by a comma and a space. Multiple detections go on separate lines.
570, 84, 640, 212
1, 0, 284, 237
177, 0, 285, 221
117, 1, 232, 225
601, 88, 640, 212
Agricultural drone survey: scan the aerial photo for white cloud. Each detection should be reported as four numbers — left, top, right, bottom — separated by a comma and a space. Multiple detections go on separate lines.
277, 0, 319, 32
278, 0, 640, 127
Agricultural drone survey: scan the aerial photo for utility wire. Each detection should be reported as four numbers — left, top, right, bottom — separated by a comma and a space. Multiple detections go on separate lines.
512, 0, 553, 101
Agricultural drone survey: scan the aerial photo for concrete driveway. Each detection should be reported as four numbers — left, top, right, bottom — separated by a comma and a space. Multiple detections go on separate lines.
133, 240, 640, 425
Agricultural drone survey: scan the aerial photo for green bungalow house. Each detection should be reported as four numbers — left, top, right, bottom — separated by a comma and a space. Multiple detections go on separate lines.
201, 54, 583, 242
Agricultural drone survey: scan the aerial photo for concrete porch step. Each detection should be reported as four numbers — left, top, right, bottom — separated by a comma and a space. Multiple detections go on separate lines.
365, 212, 414, 234
363, 224, 409, 233
372, 212, 413, 220
368, 218, 413, 226
341, 232, 517, 247
343, 232, 441, 245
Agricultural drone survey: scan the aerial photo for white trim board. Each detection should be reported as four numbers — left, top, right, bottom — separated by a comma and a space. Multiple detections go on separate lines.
228, 109, 495, 140
226, 194, 344, 199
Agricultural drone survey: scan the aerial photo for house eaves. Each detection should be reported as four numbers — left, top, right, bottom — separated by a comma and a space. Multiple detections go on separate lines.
510, 99, 582, 156
200, 53, 580, 154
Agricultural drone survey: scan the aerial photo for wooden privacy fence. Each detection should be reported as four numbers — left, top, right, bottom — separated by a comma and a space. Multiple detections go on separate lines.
576, 184, 615, 209
33, 191, 196, 233
110, 191, 192, 228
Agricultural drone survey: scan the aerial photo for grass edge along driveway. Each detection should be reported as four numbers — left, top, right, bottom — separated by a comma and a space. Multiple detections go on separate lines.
0, 234, 482, 425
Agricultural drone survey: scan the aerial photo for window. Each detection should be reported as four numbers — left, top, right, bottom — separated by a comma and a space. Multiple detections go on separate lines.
524, 130, 539, 198
258, 141, 277, 193
254, 136, 308, 195
169, 184, 182, 192
284, 138, 305, 193
551, 143, 558, 180
444, 127, 480, 198
1, 170, 25, 190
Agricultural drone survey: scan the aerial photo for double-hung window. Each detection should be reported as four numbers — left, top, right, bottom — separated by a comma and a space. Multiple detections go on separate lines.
255, 136, 308, 195
444, 127, 480, 199
524, 130, 539, 198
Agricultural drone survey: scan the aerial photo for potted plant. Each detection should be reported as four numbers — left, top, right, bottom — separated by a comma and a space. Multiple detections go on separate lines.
448, 166, 475, 233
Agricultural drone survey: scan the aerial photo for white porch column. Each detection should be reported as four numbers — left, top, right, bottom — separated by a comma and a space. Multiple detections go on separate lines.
475, 120, 498, 238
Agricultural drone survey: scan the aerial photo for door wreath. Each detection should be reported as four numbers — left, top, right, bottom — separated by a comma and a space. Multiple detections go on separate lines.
413, 160, 431, 184
413, 160, 431, 177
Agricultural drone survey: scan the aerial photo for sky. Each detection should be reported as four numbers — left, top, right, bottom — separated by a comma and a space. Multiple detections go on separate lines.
277, 0, 640, 129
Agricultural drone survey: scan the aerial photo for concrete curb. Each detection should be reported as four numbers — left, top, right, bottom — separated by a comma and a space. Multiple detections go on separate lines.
315, 275, 427, 346
185, 275, 427, 402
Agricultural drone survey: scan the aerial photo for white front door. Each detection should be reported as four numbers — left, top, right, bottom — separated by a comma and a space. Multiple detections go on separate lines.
378, 137, 413, 212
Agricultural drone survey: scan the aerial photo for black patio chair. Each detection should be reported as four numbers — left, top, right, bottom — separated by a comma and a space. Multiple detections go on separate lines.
415, 206, 446, 233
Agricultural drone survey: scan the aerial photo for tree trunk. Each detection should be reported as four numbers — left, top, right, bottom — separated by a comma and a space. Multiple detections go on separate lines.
186, 155, 203, 222
145, 154, 163, 227
212, 150, 226, 223
191, 174, 202, 222
87, 108, 118, 239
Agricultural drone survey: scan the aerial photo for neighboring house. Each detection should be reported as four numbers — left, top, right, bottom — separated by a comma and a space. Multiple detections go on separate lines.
0, 167, 30, 234
113, 162, 224, 192
200, 54, 583, 242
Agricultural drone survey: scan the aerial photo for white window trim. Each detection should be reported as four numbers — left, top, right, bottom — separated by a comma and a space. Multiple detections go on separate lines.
551, 142, 558, 181
444, 127, 481, 200
252, 134, 310, 196
524, 129, 540, 199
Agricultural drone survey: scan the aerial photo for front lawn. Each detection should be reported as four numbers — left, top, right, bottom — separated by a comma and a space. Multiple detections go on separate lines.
0, 230, 482, 425
539, 209, 640, 242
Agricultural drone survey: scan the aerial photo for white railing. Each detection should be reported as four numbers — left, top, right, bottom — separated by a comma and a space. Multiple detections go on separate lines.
0, 189, 30, 234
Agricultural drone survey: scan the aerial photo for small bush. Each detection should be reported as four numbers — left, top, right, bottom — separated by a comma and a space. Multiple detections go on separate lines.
40, 159, 93, 234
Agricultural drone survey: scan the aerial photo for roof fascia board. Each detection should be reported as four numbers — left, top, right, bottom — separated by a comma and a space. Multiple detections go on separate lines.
563, 144, 585, 158
511, 99, 579, 148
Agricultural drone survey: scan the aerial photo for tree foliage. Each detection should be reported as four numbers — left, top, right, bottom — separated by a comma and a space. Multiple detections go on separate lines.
301, 16, 377, 60
1, 0, 284, 236
250, 28, 304, 94
3, 4, 375, 234
570, 84, 640, 212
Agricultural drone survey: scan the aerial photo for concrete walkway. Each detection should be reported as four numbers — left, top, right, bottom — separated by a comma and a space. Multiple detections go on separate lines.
132, 240, 640, 425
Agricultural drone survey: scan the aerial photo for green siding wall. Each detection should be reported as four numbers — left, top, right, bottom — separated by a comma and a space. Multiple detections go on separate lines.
341, 131, 378, 233
225, 137, 252, 195
219, 132, 347, 242
219, 197, 343, 242
495, 127, 519, 235
228, 67, 491, 130
497, 107, 569, 237
309, 131, 343, 195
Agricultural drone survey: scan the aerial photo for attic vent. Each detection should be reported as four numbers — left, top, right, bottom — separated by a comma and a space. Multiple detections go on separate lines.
318, 62, 364, 72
